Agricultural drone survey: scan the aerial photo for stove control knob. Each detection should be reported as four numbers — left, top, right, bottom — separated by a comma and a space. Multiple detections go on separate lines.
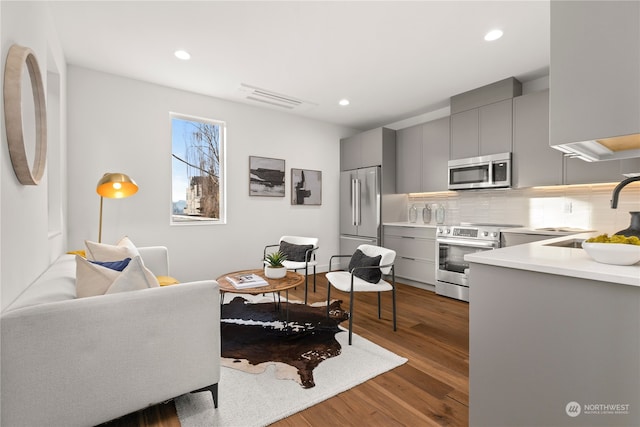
492, 232, 498, 238
445, 228, 450, 234
483, 231, 489, 237
437, 228, 442, 233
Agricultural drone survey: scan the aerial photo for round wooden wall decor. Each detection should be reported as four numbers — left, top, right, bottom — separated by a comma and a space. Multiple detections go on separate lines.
3, 44, 47, 185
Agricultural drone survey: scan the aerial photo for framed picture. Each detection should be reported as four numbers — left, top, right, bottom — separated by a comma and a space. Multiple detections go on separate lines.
249, 156, 285, 197
291, 168, 322, 205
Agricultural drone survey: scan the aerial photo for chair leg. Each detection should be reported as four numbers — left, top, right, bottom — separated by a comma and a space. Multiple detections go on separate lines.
377, 292, 381, 319
348, 287, 354, 345
304, 265, 308, 304
313, 265, 316, 292
326, 281, 331, 318
392, 286, 397, 332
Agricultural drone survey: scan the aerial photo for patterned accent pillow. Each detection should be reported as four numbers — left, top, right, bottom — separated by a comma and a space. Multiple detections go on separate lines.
279, 241, 314, 262
348, 249, 382, 283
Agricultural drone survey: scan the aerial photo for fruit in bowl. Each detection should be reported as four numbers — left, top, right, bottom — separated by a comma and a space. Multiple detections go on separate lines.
582, 234, 640, 265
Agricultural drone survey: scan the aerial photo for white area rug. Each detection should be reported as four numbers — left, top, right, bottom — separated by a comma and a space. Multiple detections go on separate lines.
175, 295, 407, 427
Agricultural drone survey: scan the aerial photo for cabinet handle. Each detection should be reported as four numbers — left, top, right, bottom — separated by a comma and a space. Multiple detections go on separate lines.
401, 256, 416, 261
401, 236, 416, 239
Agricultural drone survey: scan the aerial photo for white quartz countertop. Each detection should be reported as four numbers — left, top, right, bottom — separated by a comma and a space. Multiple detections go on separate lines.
383, 222, 437, 228
500, 227, 594, 236
466, 232, 640, 287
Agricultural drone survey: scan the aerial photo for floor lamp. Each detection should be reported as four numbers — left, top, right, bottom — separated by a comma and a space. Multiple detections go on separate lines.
97, 172, 138, 243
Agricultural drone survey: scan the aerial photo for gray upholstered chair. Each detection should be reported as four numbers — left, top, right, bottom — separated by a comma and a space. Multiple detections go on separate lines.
264, 235, 319, 303
326, 244, 397, 345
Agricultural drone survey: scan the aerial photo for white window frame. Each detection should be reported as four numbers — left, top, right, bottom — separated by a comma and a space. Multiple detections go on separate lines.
170, 112, 226, 225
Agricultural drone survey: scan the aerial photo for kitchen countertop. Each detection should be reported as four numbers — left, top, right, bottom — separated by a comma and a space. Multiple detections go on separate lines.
383, 222, 437, 228
466, 232, 640, 287
500, 227, 594, 236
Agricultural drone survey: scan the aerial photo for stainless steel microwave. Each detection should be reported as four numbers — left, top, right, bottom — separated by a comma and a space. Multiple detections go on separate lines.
448, 152, 511, 190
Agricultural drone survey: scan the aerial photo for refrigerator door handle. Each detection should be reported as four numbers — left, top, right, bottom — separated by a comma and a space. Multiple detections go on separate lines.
355, 178, 361, 226
351, 179, 356, 226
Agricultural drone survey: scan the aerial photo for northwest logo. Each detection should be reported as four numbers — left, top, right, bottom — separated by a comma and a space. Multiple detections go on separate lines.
566, 401, 581, 417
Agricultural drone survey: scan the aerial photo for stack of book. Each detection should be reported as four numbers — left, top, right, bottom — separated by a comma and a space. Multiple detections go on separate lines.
225, 273, 268, 289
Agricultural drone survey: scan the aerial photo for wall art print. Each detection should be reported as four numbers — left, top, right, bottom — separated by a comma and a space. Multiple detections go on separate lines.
249, 156, 285, 197
291, 168, 321, 205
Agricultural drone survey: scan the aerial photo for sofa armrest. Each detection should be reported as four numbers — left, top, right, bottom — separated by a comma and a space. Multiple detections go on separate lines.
138, 246, 169, 276
1, 280, 220, 427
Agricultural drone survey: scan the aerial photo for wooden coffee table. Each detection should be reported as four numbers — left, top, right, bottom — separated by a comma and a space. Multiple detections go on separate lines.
217, 269, 304, 323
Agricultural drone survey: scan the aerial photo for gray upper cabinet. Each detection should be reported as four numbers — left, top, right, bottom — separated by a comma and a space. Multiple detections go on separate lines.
512, 90, 563, 187
550, 1, 640, 156
340, 134, 362, 171
450, 109, 479, 159
479, 99, 513, 156
450, 99, 513, 160
564, 158, 629, 185
396, 124, 422, 194
422, 116, 450, 192
340, 127, 393, 171
396, 116, 450, 193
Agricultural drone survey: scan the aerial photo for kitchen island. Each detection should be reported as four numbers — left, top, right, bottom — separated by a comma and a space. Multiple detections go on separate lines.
466, 233, 639, 426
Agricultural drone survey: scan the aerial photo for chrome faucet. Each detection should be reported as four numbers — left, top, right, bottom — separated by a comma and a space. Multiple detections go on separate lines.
610, 175, 640, 208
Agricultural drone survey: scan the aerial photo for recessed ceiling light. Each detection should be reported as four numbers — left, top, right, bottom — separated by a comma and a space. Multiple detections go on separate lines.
339, 99, 350, 106
174, 50, 191, 60
484, 29, 503, 41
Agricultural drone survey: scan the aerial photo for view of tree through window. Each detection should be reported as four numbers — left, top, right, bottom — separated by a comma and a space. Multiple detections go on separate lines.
171, 114, 225, 224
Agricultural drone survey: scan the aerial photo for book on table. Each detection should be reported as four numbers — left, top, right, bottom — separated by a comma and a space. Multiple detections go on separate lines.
225, 273, 268, 289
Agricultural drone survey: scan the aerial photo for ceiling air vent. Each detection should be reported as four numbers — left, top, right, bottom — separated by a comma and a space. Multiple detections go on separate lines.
239, 83, 318, 111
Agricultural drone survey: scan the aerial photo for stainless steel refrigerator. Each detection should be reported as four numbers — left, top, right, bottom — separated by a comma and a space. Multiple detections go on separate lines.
339, 166, 381, 268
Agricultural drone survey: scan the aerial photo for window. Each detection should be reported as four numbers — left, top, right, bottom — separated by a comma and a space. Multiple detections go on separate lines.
171, 113, 225, 224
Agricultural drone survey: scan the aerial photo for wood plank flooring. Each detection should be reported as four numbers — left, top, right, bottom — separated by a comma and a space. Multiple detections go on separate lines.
100, 274, 469, 426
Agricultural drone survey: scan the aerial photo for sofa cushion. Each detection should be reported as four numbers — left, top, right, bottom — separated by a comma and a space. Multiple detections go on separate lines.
76, 255, 159, 298
85, 236, 139, 262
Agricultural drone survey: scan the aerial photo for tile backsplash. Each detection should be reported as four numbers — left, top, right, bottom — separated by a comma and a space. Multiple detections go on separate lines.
407, 182, 640, 234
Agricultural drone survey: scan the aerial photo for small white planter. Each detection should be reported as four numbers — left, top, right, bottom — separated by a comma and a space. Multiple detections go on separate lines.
264, 266, 287, 279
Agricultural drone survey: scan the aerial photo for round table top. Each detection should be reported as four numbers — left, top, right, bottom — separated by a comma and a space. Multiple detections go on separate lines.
216, 269, 304, 294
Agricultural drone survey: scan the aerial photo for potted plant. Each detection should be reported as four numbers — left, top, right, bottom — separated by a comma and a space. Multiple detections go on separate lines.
264, 251, 288, 279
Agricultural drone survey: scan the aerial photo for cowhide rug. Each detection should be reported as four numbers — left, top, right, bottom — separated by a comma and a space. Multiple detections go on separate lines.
221, 296, 349, 388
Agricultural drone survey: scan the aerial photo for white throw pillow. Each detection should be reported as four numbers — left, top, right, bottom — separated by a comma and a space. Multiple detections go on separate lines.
76, 255, 159, 298
85, 236, 140, 262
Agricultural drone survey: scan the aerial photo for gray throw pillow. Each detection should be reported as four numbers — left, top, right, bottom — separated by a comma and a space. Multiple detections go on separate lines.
279, 241, 314, 262
348, 249, 382, 283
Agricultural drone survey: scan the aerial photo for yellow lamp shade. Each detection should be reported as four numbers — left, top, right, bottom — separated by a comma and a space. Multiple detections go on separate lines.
96, 173, 138, 199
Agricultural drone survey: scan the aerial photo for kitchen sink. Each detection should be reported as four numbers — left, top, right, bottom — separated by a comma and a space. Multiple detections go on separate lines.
543, 238, 585, 248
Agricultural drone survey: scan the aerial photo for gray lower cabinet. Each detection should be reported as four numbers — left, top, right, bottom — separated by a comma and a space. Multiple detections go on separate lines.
450, 99, 513, 160
383, 225, 436, 285
512, 90, 563, 187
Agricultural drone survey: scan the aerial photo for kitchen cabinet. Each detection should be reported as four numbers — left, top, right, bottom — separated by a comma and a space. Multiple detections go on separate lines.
395, 124, 422, 194
396, 117, 450, 194
383, 225, 436, 285
340, 127, 395, 172
564, 157, 640, 185
512, 90, 563, 187
549, 1, 640, 160
421, 116, 450, 192
450, 99, 513, 160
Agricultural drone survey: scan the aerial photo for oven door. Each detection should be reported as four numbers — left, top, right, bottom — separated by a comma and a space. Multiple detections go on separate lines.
436, 238, 497, 286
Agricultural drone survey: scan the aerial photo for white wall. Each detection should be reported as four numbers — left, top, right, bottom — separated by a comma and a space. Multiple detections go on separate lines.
1, 2, 67, 310
67, 66, 353, 282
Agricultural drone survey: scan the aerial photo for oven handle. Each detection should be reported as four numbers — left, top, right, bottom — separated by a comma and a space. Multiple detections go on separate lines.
437, 238, 498, 249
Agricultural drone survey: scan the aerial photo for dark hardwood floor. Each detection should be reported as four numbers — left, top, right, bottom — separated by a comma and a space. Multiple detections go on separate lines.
100, 274, 469, 426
